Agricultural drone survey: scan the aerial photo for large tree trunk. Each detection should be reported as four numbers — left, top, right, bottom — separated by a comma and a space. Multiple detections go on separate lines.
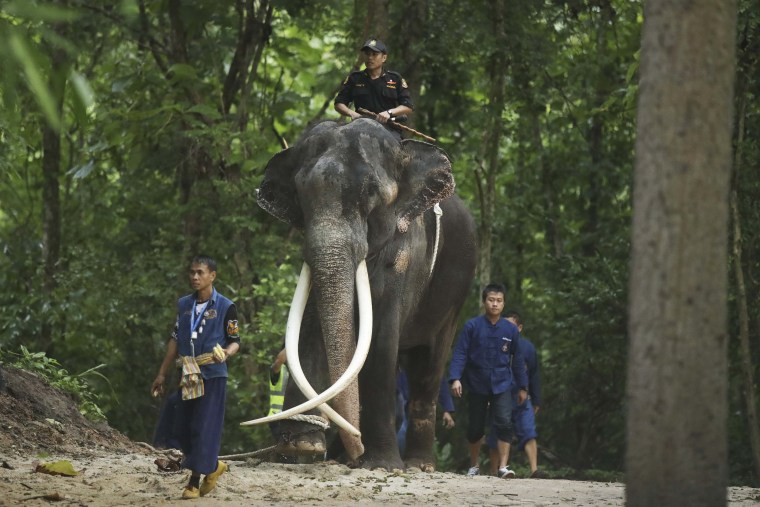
626, 1, 737, 506
730, 87, 760, 482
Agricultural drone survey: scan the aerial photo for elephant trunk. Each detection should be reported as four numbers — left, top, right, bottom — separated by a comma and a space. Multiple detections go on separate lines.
307, 232, 365, 460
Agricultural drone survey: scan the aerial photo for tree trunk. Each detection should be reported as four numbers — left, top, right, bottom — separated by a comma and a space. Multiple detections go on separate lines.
40, 36, 68, 353
364, 0, 389, 41
730, 87, 760, 482
475, 0, 507, 287
626, 1, 737, 506
394, 0, 427, 129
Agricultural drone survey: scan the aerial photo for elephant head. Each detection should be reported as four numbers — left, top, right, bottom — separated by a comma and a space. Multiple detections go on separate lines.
248, 119, 456, 460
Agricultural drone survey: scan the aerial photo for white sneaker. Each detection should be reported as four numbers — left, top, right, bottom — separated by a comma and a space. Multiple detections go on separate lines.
498, 466, 516, 479
467, 466, 480, 476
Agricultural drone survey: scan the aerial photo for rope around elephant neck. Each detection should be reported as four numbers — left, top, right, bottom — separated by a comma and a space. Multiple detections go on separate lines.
430, 203, 443, 277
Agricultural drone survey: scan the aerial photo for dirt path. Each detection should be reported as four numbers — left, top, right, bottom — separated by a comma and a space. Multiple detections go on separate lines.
1, 366, 759, 506
2, 451, 760, 507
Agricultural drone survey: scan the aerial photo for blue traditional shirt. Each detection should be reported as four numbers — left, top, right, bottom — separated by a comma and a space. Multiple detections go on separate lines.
172, 288, 240, 380
448, 315, 528, 396
511, 337, 541, 406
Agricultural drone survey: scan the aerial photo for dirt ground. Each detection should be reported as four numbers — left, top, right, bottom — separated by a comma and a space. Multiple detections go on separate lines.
1, 365, 759, 507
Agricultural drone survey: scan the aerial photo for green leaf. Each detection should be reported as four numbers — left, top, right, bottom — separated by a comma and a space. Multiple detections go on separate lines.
3, 1, 82, 22
168, 63, 198, 81
68, 160, 95, 180
8, 33, 61, 130
69, 70, 95, 125
187, 103, 221, 120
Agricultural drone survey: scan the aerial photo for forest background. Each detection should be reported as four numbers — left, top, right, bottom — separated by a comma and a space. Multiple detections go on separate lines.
0, 0, 758, 486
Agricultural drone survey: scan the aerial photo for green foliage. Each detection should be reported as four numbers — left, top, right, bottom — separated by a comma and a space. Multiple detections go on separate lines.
1, 346, 108, 421
0, 0, 758, 485
433, 440, 455, 472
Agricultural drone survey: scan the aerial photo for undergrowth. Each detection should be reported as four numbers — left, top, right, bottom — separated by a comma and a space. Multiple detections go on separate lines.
0, 345, 109, 422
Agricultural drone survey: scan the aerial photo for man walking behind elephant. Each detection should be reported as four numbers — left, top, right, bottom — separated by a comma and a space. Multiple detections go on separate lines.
485, 310, 547, 478
334, 37, 414, 139
151, 255, 240, 499
449, 283, 528, 479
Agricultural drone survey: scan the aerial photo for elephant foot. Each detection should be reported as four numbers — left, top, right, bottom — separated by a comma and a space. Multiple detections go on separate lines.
276, 438, 325, 456
355, 450, 404, 472
277, 424, 326, 457
404, 458, 435, 472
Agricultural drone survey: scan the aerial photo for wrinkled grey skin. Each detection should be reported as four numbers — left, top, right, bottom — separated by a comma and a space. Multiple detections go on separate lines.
257, 119, 477, 470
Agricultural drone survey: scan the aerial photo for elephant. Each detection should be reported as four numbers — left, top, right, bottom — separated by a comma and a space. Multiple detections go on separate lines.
248, 118, 477, 471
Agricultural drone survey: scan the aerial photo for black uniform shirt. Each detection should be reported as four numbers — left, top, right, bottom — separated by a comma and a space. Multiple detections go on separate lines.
334, 69, 414, 119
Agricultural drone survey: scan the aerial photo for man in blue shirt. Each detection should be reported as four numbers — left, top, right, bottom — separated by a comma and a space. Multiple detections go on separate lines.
151, 255, 240, 499
449, 283, 528, 479
486, 310, 547, 478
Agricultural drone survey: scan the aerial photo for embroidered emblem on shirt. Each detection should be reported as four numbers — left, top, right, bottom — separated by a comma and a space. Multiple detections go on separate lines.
227, 320, 239, 336
501, 337, 512, 354
387, 79, 397, 85
204, 309, 217, 319
401, 78, 409, 88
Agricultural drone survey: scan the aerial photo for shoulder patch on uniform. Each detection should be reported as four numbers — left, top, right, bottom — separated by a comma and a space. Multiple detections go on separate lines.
401, 78, 409, 89
227, 319, 239, 336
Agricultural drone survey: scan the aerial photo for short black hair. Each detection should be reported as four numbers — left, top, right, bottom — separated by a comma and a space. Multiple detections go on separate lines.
481, 283, 506, 302
504, 310, 522, 327
191, 254, 217, 273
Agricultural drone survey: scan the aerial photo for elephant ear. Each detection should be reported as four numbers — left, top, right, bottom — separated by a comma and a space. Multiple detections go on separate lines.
396, 140, 455, 233
256, 148, 305, 229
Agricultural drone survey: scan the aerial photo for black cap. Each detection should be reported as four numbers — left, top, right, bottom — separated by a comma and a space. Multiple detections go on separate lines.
361, 38, 387, 53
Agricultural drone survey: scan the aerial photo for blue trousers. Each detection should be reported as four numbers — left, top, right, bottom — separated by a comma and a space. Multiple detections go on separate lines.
177, 377, 226, 475
486, 397, 538, 450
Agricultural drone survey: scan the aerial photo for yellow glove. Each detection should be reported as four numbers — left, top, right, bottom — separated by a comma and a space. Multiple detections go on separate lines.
213, 344, 226, 363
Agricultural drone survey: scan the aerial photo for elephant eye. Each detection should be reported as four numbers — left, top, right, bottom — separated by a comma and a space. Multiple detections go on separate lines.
360, 180, 380, 215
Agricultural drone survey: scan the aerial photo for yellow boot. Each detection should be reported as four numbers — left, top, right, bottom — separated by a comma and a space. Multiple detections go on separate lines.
181, 485, 200, 499
199, 461, 227, 496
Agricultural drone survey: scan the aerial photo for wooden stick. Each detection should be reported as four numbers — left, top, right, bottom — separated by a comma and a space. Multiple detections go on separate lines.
357, 108, 437, 143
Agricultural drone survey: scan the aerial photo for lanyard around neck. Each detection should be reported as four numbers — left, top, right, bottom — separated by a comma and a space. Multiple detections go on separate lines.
190, 289, 214, 334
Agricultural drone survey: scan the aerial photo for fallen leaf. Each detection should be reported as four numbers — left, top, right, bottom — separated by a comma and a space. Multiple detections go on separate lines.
34, 460, 80, 477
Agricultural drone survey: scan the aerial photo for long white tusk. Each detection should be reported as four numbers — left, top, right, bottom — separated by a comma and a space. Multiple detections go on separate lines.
240, 260, 374, 434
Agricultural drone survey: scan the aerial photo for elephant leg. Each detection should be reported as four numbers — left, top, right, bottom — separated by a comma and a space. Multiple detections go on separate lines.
276, 301, 329, 457
403, 346, 443, 471
357, 311, 404, 470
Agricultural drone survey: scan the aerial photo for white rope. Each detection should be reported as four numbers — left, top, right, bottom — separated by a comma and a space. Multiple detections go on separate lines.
287, 413, 330, 430
430, 203, 443, 277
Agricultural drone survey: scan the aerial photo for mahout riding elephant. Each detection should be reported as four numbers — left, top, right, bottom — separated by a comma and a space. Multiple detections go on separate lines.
248, 118, 477, 470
